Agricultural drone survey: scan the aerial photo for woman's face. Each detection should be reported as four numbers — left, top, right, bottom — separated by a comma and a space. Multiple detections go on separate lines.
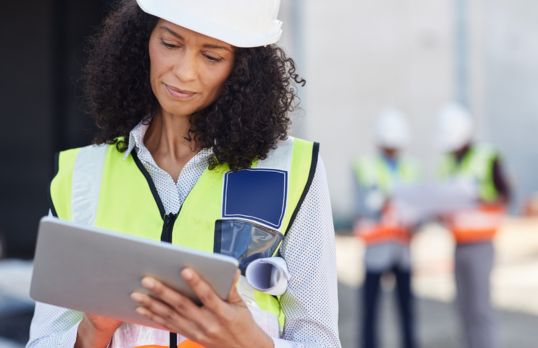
148, 20, 235, 117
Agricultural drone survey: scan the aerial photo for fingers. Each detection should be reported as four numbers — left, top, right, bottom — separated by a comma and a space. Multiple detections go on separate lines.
140, 277, 200, 316
131, 273, 228, 344
226, 270, 243, 304
131, 269, 254, 346
134, 268, 243, 327
181, 268, 227, 315
131, 291, 198, 334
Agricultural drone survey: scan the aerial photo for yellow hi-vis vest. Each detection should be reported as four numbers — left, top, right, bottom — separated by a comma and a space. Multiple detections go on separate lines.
438, 143, 499, 203
50, 137, 318, 347
438, 144, 504, 244
352, 155, 418, 245
353, 155, 418, 195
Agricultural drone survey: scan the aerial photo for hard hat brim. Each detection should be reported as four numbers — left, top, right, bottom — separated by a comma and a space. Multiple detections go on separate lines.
137, 0, 283, 48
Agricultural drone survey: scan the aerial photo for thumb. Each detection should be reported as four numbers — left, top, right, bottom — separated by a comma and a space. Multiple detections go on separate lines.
226, 269, 244, 304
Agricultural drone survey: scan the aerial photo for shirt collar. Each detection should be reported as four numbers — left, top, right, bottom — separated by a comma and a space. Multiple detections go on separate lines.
124, 121, 148, 159
123, 120, 214, 164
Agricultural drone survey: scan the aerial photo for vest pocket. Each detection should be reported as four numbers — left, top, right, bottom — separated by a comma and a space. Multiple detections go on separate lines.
213, 219, 283, 273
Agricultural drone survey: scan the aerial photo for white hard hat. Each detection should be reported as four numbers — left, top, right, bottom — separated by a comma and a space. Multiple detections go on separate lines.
437, 102, 474, 151
136, 0, 283, 48
374, 108, 410, 149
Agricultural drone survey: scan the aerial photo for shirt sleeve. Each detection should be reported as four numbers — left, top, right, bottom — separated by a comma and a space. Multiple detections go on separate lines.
273, 155, 342, 348
26, 302, 83, 348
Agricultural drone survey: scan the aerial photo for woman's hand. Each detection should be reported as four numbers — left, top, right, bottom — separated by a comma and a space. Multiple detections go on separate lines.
131, 269, 274, 348
75, 314, 122, 348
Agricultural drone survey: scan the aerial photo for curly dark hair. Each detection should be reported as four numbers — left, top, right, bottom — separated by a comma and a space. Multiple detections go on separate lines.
84, 0, 305, 170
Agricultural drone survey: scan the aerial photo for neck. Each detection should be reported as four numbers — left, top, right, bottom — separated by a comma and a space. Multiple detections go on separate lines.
144, 109, 199, 181
380, 148, 399, 160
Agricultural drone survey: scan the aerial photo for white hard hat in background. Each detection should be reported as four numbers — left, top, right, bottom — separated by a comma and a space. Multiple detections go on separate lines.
136, 0, 283, 47
374, 108, 410, 149
437, 103, 474, 152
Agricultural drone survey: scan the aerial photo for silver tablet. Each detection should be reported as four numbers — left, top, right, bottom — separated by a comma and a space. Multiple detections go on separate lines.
30, 216, 238, 328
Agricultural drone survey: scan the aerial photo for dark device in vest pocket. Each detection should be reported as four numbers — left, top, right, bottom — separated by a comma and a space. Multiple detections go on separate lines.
214, 219, 283, 274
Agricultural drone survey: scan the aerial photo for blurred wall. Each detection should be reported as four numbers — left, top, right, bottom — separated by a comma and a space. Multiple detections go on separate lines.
294, 0, 454, 222
288, 0, 538, 223
480, 0, 538, 211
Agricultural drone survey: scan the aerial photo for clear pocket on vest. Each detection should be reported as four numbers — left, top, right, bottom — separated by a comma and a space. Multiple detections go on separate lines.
214, 219, 283, 273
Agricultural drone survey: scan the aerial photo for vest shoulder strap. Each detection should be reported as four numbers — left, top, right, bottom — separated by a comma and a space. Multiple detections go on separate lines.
71, 144, 109, 225
354, 155, 418, 191
282, 137, 319, 234
51, 144, 110, 223
50, 148, 81, 220
466, 143, 498, 179
398, 157, 420, 181
354, 156, 378, 186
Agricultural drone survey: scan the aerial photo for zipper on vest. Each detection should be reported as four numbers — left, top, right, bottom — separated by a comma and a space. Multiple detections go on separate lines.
169, 332, 177, 348
161, 212, 178, 243
161, 212, 179, 348
132, 153, 180, 347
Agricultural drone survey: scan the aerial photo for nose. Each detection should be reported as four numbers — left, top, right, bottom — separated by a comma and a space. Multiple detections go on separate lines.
173, 50, 197, 83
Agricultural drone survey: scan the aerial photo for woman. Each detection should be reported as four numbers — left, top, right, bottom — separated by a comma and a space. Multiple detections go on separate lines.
27, 0, 341, 347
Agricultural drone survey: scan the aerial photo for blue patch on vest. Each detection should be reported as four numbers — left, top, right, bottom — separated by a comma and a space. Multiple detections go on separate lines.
223, 169, 287, 229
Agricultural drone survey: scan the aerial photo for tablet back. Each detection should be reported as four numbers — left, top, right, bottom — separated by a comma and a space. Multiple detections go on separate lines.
30, 217, 238, 327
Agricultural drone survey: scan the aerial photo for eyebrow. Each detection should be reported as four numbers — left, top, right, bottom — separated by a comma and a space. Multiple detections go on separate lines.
159, 26, 233, 52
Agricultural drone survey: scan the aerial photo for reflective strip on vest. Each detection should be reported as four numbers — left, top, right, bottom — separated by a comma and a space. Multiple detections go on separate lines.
108, 326, 203, 348
50, 148, 81, 220
354, 203, 411, 245
449, 205, 505, 243
356, 224, 410, 245
71, 145, 108, 225
51, 137, 317, 346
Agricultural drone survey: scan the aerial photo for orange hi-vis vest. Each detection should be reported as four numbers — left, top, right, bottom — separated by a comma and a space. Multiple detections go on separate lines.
447, 204, 505, 244
356, 204, 411, 245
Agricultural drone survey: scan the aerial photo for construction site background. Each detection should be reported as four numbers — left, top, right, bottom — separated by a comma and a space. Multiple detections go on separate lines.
1, 1, 538, 347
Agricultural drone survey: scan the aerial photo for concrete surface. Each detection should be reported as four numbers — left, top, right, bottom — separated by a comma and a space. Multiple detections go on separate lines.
337, 217, 538, 347
339, 283, 538, 348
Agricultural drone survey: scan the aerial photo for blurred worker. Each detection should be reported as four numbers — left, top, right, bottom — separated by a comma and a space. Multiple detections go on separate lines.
353, 108, 419, 348
436, 103, 511, 348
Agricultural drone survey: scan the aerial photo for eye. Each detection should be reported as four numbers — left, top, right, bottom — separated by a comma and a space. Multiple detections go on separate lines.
204, 53, 223, 63
160, 39, 179, 49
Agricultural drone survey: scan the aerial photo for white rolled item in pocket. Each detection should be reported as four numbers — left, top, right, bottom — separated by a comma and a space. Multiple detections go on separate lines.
245, 257, 290, 296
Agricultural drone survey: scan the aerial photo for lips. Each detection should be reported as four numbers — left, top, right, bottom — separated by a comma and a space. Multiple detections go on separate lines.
164, 83, 197, 99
